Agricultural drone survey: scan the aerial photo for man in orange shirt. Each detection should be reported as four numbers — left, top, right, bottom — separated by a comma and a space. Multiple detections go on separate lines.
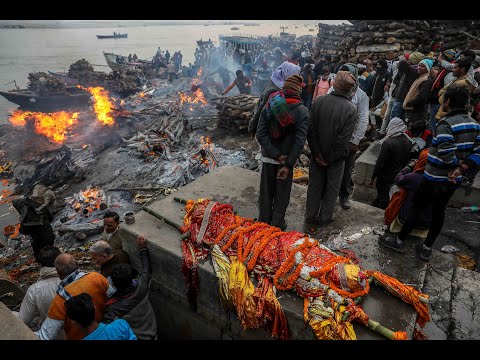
36, 253, 116, 340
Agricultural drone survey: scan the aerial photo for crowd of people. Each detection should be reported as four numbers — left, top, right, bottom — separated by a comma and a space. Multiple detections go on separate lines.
13, 211, 155, 340
248, 46, 480, 264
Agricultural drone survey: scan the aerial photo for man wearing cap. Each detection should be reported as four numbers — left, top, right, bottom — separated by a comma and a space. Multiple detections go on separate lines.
305, 71, 358, 230
327, 64, 370, 210
390, 51, 425, 121
403, 59, 434, 125
256, 75, 309, 230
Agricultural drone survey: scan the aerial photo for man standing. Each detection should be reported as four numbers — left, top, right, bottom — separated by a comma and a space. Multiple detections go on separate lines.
256, 61, 273, 95
37, 253, 116, 339
402, 59, 434, 125
167, 61, 176, 83
101, 211, 124, 251
305, 71, 357, 230
256, 75, 309, 230
379, 85, 480, 261
165, 50, 170, 64
327, 64, 369, 210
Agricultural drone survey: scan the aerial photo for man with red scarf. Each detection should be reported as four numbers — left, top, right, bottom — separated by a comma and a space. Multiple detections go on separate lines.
256, 75, 309, 230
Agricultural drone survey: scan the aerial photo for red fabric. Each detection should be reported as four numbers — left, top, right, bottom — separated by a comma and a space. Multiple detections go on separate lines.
384, 189, 408, 226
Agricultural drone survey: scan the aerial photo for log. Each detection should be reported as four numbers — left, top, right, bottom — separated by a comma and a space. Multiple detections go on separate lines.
356, 43, 401, 53
56, 222, 104, 236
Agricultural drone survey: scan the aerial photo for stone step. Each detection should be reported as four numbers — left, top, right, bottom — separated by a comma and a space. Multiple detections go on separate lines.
352, 140, 480, 207
120, 166, 429, 340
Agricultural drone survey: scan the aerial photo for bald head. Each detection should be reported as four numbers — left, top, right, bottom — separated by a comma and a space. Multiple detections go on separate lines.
54, 253, 79, 279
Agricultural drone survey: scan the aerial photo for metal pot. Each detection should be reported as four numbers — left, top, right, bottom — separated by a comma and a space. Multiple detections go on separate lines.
124, 212, 135, 224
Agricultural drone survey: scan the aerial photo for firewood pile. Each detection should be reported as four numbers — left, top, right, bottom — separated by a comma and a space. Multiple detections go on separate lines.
67, 59, 94, 77
211, 94, 259, 133
317, 20, 480, 63
427, 20, 480, 51
316, 23, 353, 56
27, 72, 66, 95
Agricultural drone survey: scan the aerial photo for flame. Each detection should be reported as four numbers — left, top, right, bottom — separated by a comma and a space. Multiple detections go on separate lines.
179, 88, 207, 107
9, 110, 79, 143
139, 92, 146, 98
67, 186, 106, 215
82, 144, 89, 149
200, 136, 216, 167
197, 66, 203, 77
78, 85, 115, 126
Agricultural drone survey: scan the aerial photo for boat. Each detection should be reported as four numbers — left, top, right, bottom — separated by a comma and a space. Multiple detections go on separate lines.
196, 39, 213, 47
219, 34, 263, 52
96, 33, 127, 39
309, 28, 315, 32
103, 51, 147, 72
0, 87, 91, 112
231, 27, 239, 30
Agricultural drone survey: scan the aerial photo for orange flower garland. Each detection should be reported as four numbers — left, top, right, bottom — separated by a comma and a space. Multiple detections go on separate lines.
309, 257, 371, 298
241, 226, 274, 263
273, 237, 315, 290
246, 230, 284, 271
237, 223, 270, 262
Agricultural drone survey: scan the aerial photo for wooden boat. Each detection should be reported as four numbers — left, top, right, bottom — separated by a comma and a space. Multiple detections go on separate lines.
103, 51, 146, 72
0, 87, 91, 112
231, 27, 239, 30
96, 33, 127, 39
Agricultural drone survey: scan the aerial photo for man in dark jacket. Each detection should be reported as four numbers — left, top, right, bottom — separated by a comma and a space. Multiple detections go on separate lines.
256, 75, 309, 230
103, 234, 157, 340
12, 198, 55, 261
305, 71, 357, 229
370, 59, 392, 128
390, 52, 424, 121
402, 59, 434, 125
379, 85, 480, 261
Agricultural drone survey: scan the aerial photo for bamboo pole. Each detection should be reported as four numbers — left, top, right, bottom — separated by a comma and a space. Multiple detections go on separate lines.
174, 197, 188, 204
367, 319, 398, 340
142, 207, 190, 240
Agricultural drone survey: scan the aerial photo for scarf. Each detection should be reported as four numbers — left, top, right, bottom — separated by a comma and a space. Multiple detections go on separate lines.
403, 73, 429, 110
265, 89, 302, 139
56, 269, 86, 300
381, 117, 410, 144
414, 149, 429, 173
270, 61, 301, 88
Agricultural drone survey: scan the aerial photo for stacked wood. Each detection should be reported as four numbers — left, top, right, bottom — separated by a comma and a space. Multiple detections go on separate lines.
67, 59, 94, 77
426, 20, 480, 51
27, 72, 66, 95
211, 94, 259, 132
332, 20, 480, 63
316, 23, 353, 56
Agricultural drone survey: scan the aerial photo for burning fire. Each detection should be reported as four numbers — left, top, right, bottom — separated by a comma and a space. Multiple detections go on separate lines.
179, 88, 207, 106
199, 136, 217, 167
9, 110, 79, 143
78, 85, 115, 126
3, 223, 20, 239
65, 186, 107, 217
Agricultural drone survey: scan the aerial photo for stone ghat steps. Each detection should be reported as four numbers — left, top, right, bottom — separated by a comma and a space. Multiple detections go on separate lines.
120, 166, 430, 340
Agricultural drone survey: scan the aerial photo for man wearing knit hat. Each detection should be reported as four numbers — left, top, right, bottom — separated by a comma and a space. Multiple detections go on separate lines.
402, 58, 434, 124
256, 74, 309, 230
305, 71, 358, 230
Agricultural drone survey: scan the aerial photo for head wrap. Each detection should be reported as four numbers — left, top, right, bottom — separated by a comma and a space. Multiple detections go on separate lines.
333, 71, 356, 97
338, 63, 359, 95
419, 59, 434, 72
409, 51, 425, 65
442, 49, 456, 62
381, 117, 408, 144
270, 61, 301, 88
282, 74, 303, 94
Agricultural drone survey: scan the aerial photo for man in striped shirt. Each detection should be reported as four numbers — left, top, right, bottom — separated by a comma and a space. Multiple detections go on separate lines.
379, 84, 480, 261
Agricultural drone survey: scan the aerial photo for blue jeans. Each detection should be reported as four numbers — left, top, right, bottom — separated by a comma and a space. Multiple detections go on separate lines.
428, 103, 441, 131
390, 99, 405, 121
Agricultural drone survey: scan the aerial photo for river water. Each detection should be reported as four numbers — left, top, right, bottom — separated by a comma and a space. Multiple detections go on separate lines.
0, 22, 321, 123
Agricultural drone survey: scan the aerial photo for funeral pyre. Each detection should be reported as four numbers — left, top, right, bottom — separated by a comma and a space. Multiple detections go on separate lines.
0, 65, 255, 296
152, 198, 430, 340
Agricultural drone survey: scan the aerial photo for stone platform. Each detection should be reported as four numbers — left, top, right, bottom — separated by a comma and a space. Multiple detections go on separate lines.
351, 140, 480, 207
120, 166, 429, 340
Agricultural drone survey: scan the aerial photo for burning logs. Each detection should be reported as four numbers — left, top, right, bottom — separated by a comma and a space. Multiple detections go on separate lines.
211, 94, 259, 133
27, 72, 66, 95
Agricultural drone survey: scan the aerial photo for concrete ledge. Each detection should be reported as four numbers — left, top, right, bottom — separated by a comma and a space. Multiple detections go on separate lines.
0, 302, 38, 340
120, 166, 428, 340
352, 141, 480, 207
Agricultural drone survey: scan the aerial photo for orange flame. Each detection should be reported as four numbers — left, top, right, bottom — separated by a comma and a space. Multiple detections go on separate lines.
200, 136, 216, 167
179, 88, 207, 106
9, 110, 79, 143
78, 85, 115, 126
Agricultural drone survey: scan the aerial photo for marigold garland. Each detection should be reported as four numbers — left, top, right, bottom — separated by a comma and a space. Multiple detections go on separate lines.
247, 230, 284, 271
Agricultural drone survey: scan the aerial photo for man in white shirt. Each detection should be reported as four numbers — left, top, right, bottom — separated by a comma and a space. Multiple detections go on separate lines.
15, 246, 65, 339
